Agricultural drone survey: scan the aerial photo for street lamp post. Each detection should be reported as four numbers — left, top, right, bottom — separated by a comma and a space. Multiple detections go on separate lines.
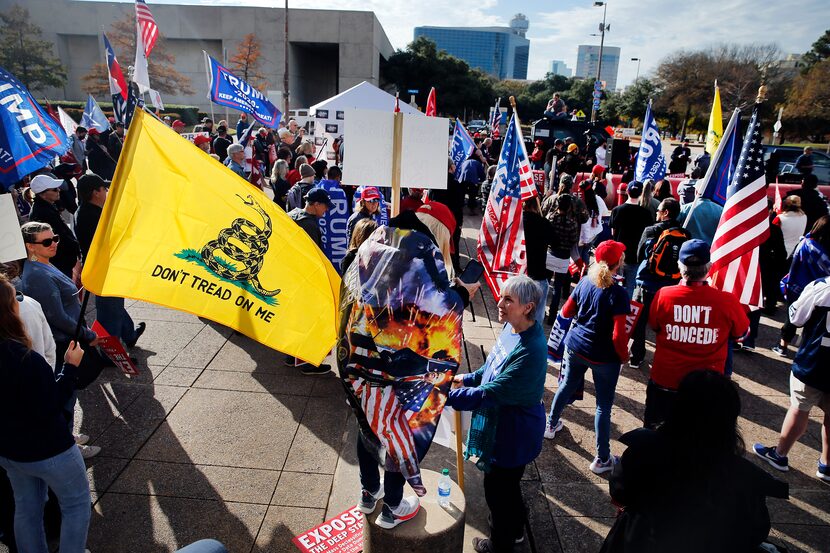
591, 1, 609, 123
631, 57, 641, 82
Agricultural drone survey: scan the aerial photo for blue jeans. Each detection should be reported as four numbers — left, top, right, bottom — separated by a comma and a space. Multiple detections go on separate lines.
547, 271, 571, 322
356, 436, 404, 509
95, 295, 137, 343
534, 279, 549, 326
621, 264, 638, 299
547, 348, 621, 461
176, 539, 229, 553
0, 446, 90, 553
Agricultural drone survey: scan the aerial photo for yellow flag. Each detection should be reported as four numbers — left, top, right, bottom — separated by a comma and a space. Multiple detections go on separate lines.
82, 110, 341, 365
705, 83, 723, 155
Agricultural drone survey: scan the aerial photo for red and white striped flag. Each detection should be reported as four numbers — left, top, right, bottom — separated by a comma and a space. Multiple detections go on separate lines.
425, 87, 436, 116
477, 114, 536, 300
135, 0, 159, 57
709, 106, 769, 308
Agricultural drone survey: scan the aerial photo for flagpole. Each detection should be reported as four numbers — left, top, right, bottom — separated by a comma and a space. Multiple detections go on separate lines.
682, 108, 739, 229
203, 50, 216, 124
509, 95, 541, 210
223, 47, 230, 125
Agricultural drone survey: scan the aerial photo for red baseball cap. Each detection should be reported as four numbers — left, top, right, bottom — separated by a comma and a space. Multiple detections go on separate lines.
417, 201, 456, 236
172, 120, 185, 129
193, 134, 211, 146
361, 187, 381, 202
591, 164, 606, 177
594, 240, 626, 266
87, 128, 100, 136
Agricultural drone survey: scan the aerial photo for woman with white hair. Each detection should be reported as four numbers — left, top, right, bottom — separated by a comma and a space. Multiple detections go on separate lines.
447, 274, 547, 553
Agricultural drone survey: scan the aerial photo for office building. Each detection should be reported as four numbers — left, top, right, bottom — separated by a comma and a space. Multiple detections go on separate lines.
549, 60, 572, 78
575, 45, 620, 90
414, 15, 531, 80
22, 0, 394, 111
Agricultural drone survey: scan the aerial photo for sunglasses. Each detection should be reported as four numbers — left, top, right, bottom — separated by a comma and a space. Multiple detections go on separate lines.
29, 235, 61, 247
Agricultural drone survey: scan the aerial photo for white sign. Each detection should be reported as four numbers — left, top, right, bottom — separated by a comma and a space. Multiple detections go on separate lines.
148, 89, 164, 112
343, 109, 450, 190
0, 194, 26, 263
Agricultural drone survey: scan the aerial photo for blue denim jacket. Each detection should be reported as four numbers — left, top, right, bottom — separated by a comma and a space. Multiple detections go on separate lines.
20, 261, 94, 343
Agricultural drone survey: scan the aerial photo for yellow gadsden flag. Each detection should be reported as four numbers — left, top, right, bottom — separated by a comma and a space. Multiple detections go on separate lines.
82, 110, 341, 365
705, 82, 723, 155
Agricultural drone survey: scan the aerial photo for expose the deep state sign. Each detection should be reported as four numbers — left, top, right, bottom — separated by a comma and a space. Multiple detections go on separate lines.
293, 506, 363, 553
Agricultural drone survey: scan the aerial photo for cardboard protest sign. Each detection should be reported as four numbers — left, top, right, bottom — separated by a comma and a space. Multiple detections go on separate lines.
180, 132, 209, 143
625, 300, 644, 340
293, 505, 363, 553
532, 169, 546, 196
343, 109, 450, 190
91, 320, 139, 376
0, 194, 25, 263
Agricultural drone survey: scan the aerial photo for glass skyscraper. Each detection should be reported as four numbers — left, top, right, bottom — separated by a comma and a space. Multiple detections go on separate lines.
414, 16, 531, 80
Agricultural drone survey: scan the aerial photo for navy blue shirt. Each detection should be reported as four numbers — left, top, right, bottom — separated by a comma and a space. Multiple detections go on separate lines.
565, 277, 630, 363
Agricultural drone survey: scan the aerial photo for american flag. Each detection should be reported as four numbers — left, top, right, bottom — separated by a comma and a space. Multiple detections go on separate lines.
135, 0, 159, 57
477, 114, 537, 299
709, 106, 769, 308
490, 98, 501, 137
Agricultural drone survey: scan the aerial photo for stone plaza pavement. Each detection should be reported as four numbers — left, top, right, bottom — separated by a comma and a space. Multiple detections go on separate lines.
12, 215, 827, 553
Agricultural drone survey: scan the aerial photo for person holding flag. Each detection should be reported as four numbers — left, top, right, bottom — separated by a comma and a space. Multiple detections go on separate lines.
477, 109, 537, 300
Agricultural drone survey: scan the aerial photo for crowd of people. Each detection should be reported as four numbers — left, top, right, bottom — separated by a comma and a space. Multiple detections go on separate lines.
2, 99, 829, 553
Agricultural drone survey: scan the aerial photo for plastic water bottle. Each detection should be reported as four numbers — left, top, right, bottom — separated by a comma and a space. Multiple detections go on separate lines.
437, 468, 451, 507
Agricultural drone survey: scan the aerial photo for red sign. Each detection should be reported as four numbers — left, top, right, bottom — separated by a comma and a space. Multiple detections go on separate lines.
293, 506, 363, 553
532, 169, 546, 195
625, 300, 644, 338
91, 320, 139, 376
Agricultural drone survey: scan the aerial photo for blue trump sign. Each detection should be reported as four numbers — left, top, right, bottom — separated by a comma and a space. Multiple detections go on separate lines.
0, 65, 68, 189
207, 55, 282, 129
635, 101, 666, 183
449, 121, 475, 181
317, 179, 349, 271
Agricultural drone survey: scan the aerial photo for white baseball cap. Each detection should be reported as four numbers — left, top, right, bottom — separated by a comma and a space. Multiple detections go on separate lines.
30, 174, 64, 194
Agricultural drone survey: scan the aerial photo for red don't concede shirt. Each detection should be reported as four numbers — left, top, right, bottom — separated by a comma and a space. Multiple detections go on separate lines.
649, 282, 750, 389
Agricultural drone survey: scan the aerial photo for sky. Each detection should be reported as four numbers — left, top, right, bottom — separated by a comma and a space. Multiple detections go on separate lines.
104, 0, 826, 87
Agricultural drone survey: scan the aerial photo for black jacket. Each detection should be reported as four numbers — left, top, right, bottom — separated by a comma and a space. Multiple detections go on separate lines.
86, 139, 117, 181
28, 197, 81, 278
74, 201, 102, 262
0, 340, 77, 462
523, 210, 553, 280
602, 428, 787, 553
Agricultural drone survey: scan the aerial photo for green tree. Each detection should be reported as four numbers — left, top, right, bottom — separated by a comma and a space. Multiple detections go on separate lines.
381, 37, 494, 118
800, 29, 830, 73
82, 12, 193, 97
0, 5, 65, 91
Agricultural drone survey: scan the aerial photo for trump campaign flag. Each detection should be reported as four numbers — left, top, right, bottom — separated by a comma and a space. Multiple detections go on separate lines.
635, 100, 666, 183
207, 54, 282, 129
82, 110, 341, 366
477, 114, 537, 300
316, 179, 349, 271
709, 106, 769, 309
449, 120, 475, 180
0, 66, 68, 188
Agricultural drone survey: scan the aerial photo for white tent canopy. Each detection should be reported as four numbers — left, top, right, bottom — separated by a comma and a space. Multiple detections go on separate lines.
309, 81, 421, 164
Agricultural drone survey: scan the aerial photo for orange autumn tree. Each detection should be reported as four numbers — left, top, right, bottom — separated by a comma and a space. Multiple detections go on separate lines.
228, 33, 268, 91
82, 12, 192, 97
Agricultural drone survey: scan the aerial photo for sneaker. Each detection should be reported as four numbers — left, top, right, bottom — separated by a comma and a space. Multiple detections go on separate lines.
589, 455, 619, 475
300, 363, 331, 376
771, 345, 788, 357
628, 359, 643, 369
284, 355, 296, 367
358, 485, 384, 514
741, 344, 756, 353
753, 444, 789, 472
78, 444, 101, 459
544, 420, 564, 440
74, 434, 90, 446
375, 496, 420, 529
816, 461, 830, 482
125, 322, 146, 348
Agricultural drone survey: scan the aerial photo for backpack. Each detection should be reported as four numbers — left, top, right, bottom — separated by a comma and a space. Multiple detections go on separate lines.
647, 227, 690, 279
